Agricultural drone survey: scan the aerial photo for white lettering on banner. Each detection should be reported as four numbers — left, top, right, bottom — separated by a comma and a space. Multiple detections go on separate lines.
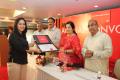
68, 24, 120, 34
116, 25, 120, 34
100, 25, 120, 34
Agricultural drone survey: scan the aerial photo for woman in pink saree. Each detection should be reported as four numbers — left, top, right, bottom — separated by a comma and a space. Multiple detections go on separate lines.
58, 21, 83, 71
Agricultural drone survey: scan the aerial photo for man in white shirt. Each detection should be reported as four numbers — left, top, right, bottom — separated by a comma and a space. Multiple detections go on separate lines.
30, 23, 45, 55
82, 19, 112, 75
45, 17, 61, 60
45, 17, 61, 47
31, 23, 45, 42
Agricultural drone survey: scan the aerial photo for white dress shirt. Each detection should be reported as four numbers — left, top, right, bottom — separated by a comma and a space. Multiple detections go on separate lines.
45, 27, 61, 47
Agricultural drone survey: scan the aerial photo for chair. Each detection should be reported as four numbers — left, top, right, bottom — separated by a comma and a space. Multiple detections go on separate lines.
114, 59, 120, 80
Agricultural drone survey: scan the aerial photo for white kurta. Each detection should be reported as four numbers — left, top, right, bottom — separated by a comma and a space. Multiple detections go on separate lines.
82, 31, 112, 75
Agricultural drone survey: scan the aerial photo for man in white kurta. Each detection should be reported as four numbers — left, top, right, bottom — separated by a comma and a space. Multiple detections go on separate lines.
82, 19, 112, 75
45, 17, 61, 58
30, 23, 46, 55
45, 17, 61, 47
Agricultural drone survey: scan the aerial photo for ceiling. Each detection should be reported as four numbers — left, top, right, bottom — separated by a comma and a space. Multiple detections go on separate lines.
0, 0, 120, 21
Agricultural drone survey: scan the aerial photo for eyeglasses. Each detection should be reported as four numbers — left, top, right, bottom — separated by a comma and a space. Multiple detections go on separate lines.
88, 23, 97, 27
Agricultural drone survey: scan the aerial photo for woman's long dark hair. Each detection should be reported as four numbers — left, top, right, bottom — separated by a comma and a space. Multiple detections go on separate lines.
65, 21, 77, 34
13, 17, 27, 39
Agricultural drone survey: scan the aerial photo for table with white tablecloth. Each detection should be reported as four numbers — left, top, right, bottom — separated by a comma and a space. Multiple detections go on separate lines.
27, 54, 117, 80
36, 64, 117, 80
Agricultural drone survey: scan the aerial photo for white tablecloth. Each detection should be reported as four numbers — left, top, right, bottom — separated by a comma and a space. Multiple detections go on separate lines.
36, 64, 117, 80
27, 54, 117, 80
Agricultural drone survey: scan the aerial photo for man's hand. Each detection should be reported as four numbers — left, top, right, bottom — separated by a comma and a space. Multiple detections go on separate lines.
85, 50, 93, 58
26, 47, 41, 53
